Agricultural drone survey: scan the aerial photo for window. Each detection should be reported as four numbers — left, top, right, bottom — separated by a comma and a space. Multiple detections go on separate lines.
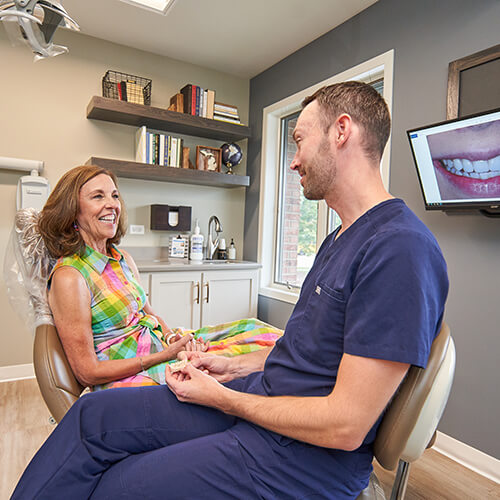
258, 50, 394, 304
121, 0, 176, 15
275, 112, 319, 289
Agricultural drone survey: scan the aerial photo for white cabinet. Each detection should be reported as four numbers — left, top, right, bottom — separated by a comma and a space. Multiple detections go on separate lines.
148, 268, 259, 330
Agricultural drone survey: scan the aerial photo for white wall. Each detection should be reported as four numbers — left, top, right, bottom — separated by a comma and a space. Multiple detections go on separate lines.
0, 27, 249, 367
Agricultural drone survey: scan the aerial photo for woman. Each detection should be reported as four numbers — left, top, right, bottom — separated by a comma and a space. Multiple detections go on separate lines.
39, 165, 208, 391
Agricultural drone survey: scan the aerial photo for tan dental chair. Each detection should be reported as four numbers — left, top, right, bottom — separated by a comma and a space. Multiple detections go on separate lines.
356, 321, 456, 500
33, 323, 85, 423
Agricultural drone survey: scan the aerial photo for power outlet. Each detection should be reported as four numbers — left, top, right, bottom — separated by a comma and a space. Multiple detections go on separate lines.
129, 225, 145, 235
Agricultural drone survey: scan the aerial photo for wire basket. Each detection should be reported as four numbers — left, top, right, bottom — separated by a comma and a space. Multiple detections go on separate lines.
102, 70, 152, 105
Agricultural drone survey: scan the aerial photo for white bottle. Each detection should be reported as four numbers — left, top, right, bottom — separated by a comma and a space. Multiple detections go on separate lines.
228, 238, 236, 260
190, 220, 204, 261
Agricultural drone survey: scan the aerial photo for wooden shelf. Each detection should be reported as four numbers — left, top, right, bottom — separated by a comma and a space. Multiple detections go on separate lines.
86, 96, 251, 142
87, 157, 250, 188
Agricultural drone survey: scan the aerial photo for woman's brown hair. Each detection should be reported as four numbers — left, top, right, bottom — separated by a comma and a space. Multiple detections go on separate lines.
38, 165, 128, 258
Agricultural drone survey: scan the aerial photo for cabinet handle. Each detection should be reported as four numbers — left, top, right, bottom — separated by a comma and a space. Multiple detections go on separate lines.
203, 281, 209, 303
194, 281, 200, 304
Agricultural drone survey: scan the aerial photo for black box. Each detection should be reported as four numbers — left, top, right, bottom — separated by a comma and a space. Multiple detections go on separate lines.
150, 205, 191, 231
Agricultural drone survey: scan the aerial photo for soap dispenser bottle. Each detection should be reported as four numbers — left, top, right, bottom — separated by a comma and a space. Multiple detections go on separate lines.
228, 238, 236, 260
190, 220, 204, 261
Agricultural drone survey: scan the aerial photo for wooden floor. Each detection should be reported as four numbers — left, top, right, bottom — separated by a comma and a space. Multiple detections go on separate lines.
1, 378, 499, 500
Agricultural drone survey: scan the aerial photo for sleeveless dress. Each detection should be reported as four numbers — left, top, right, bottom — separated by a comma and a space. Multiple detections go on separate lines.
49, 245, 282, 391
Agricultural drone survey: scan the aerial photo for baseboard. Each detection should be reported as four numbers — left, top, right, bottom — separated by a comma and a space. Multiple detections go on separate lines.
0, 363, 35, 382
434, 431, 500, 484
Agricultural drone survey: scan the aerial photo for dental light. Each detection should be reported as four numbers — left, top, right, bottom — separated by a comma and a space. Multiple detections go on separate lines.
0, 0, 79, 60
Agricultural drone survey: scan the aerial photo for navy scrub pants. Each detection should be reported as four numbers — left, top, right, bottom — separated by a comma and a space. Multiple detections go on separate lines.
12, 385, 369, 499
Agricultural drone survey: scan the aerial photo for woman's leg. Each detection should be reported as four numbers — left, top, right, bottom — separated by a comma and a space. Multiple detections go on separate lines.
11, 386, 237, 500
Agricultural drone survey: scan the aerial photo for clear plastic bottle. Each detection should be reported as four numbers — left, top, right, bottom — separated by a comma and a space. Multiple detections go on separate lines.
190, 220, 204, 261
228, 238, 236, 260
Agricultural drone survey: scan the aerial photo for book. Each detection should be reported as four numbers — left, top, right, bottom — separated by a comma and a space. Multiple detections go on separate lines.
166, 135, 171, 166
180, 84, 193, 114
120, 81, 128, 102
214, 114, 242, 125
195, 86, 201, 116
147, 131, 152, 164
170, 137, 177, 167
126, 82, 144, 105
214, 101, 238, 114
206, 89, 215, 119
175, 137, 184, 168
199, 87, 204, 117
135, 126, 147, 163
159, 134, 166, 166
213, 109, 240, 119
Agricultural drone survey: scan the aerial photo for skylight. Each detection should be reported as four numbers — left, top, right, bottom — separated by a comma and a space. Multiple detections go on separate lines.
120, 0, 177, 15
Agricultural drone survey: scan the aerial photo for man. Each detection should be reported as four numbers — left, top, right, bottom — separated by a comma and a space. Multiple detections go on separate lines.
13, 82, 448, 499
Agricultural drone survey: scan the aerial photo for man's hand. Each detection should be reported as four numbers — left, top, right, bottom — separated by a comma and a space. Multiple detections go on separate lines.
177, 351, 235, 383
165, 363, 226, 407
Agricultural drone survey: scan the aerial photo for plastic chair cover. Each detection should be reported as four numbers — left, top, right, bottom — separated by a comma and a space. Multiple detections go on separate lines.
3, 208, 55, 333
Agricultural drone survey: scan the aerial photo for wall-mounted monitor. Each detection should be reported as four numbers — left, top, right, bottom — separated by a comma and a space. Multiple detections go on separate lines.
407, 107, 500, 215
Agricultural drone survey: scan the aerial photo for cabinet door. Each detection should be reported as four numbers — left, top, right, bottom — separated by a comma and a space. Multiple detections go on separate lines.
139, 273, 151, 299
150, 272, 202, 330
201, 269, 259, 327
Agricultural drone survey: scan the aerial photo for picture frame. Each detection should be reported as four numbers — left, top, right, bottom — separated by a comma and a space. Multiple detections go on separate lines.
196, 146, 222, 172
447, 44, 500, 119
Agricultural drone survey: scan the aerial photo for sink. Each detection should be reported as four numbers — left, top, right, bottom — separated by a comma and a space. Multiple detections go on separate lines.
201, 260, 244, 265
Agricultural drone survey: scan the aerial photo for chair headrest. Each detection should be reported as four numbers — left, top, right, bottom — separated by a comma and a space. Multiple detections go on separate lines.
3, 208, 55, 333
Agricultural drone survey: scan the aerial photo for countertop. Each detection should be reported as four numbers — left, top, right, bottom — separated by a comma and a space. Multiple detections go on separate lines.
122, 246, 261, 272
135, 258, 262, 272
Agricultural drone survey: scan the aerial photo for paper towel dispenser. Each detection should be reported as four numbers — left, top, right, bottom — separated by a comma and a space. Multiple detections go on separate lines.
150, 205, 192, 231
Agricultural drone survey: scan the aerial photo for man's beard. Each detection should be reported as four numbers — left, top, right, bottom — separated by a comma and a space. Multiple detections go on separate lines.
302, 136, 336, 200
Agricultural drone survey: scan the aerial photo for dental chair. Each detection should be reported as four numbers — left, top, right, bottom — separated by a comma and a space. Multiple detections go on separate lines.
5, 208, 85, 424
356, 321, 456, 500
33, 323, 84, 423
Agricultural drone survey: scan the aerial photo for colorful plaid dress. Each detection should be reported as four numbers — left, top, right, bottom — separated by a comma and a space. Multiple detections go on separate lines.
49, 245, 282, 391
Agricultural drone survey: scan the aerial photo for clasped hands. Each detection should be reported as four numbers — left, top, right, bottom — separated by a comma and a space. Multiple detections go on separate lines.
165, 351, 233, 408
165, 332, 209, 355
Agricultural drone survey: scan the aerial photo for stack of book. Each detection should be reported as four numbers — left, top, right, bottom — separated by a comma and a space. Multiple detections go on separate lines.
213, 102, 241, 125
117, 81, 145, 105
135, 126, 183, 167
180, 84, 215, 118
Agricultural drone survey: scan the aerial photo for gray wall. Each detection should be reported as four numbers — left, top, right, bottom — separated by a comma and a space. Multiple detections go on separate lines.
246, 0, 500, 459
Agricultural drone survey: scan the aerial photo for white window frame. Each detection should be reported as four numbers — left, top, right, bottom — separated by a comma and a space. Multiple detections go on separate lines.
257, 50, 394, 304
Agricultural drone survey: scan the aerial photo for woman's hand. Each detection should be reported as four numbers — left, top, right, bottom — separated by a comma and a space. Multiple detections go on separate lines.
166, 334, 209, 360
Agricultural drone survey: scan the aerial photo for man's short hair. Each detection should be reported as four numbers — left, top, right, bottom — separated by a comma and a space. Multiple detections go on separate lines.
303, 81, 391, 163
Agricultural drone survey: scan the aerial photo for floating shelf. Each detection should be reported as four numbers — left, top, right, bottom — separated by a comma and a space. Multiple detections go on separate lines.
86, 96, 251, 142
87, 157, 250, 188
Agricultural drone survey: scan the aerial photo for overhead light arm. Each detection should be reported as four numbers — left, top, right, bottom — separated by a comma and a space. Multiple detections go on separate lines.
0, 0, 79, 60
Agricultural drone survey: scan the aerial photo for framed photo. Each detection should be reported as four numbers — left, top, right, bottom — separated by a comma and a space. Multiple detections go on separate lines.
196, 146, 222, 172
447, 44, 500, 119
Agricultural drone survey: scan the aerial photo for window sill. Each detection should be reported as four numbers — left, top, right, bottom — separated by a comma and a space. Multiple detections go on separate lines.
259, 285, 299, 305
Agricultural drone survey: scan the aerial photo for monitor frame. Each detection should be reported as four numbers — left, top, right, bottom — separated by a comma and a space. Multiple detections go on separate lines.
407, 106, 500, 216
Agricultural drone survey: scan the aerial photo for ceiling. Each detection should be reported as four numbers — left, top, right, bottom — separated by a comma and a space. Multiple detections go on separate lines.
61, 0, 378, 78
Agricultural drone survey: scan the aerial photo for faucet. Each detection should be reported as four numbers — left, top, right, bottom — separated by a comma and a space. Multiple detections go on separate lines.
207, 215, 223, 260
